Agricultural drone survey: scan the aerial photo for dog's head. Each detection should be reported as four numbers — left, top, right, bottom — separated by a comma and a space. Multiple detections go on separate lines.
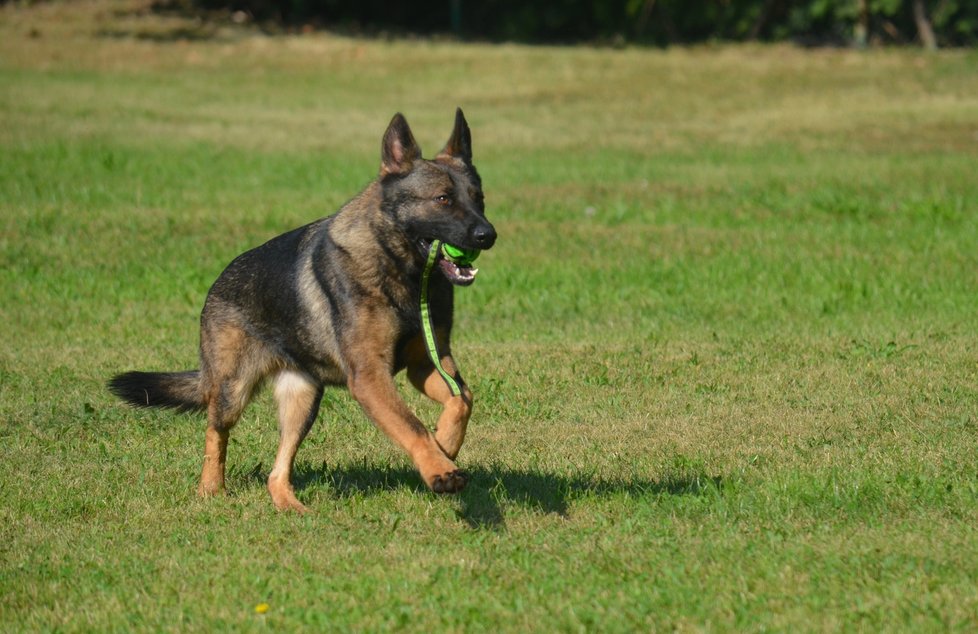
378, 109, 496, 286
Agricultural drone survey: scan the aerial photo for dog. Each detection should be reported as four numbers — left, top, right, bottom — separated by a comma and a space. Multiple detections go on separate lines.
109, 109, 496, 513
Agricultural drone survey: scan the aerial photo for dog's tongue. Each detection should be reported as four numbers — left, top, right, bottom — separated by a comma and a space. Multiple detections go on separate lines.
438, 258, 478, 286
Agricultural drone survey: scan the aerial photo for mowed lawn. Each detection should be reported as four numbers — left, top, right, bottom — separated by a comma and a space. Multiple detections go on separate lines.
2, 1, 978, 631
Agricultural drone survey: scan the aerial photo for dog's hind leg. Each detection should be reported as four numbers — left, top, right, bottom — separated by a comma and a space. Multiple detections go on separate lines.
199, 425, 231, 498
197, 321, 276, 498
267, 369, 323, 513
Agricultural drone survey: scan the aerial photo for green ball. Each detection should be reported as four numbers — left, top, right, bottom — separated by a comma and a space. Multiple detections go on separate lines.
442, 243, 480, 266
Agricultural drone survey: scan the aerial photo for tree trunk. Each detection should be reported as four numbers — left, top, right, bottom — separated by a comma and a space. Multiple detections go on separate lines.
635, 0, 656, 36
912, 0, 938, 50
657, 3, 680, 44
854, 0, 869, 48
748, 0, 781, 41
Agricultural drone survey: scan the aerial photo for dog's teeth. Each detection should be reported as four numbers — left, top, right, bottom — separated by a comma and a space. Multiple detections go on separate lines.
470, 268, 479, 277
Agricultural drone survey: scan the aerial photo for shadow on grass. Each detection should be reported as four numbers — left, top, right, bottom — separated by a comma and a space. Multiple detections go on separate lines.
244, 462, 724, 530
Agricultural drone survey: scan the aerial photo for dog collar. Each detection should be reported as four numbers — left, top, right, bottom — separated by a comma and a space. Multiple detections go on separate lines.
421, 240, 464, 397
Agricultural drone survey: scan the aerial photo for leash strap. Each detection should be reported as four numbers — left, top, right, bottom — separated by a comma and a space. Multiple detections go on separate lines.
421, 240, 463, 397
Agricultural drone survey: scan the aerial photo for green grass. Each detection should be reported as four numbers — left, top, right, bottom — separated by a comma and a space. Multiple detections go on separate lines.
3, 1, 978, 631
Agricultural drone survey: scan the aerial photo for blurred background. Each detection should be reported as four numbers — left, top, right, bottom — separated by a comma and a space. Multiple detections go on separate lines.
158, 0, 976, 48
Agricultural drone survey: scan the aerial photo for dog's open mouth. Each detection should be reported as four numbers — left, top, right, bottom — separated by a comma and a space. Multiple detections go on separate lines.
419, 239, 479, 287
438, 257, 478, 286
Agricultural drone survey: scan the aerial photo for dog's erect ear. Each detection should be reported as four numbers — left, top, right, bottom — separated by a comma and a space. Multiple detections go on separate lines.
437, 107, 472, 163
381, 113, 422, 177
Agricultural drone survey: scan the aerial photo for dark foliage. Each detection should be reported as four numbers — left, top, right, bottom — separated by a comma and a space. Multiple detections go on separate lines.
170, 0, 977, 46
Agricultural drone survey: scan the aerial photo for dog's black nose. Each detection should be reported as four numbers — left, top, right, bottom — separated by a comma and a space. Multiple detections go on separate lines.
472, 224, 497, 249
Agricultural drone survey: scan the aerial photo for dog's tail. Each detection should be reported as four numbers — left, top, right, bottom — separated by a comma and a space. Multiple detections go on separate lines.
108, 370, 205, 412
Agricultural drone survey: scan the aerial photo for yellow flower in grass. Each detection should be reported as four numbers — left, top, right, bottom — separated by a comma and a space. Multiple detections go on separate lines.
255, 602, 269, 615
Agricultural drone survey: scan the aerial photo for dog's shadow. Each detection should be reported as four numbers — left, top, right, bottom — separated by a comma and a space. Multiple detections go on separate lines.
245, 462, 723, 529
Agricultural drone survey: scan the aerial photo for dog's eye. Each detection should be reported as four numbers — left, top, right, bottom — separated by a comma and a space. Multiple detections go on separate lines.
435, 195, 451, 205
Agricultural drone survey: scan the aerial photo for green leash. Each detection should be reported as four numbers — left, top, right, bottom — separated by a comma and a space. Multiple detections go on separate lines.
421, 240, 463, 397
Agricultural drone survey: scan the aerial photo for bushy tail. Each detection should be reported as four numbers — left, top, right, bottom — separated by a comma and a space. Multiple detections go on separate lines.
108, 370, 205, 413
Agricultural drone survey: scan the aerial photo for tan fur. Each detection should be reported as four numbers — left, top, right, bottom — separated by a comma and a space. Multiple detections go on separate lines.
197, 318, 281, 495
268, 370, 321, 513
341, 311, 467, 491
404, 332, 472, 460
198, 426, 229, 497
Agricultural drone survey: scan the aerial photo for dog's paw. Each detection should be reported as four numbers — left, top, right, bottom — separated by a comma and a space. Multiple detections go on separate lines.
268, 478, 310, 514
431, 470, 468, 494
197, 480, 226, 498
274, 498, 310, 515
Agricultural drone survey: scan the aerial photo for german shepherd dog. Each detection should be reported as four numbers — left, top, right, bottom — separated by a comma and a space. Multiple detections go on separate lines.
109, 109, 496, 513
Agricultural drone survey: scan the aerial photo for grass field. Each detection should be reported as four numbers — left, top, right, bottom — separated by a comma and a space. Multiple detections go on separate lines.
3, 1, 978, 630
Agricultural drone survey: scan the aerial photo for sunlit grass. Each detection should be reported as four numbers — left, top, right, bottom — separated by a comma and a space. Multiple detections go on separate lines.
2, 1, 978, 631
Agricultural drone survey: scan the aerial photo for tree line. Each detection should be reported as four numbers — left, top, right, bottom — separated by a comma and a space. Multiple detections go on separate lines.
187, 0, 975, 47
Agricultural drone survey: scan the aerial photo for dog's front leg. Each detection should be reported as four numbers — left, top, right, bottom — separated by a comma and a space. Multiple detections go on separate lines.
348, 365, 467, 493
407, 354, 472, 460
